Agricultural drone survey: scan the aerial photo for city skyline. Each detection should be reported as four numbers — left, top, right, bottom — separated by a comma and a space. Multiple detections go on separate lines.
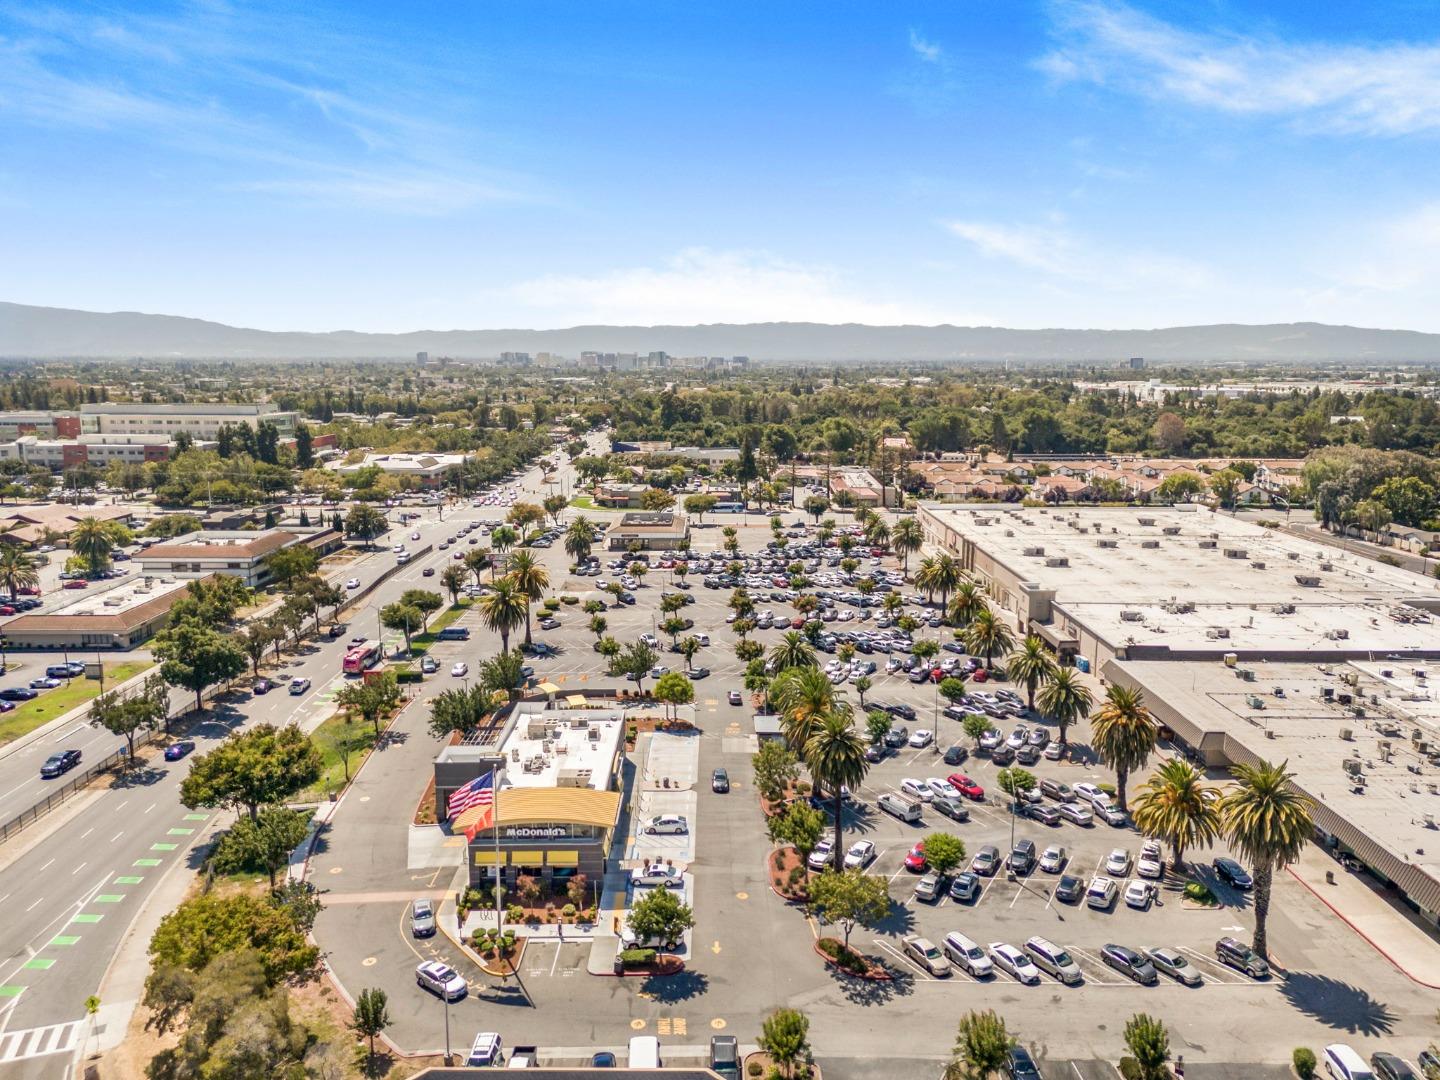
3, 1, 1439, 334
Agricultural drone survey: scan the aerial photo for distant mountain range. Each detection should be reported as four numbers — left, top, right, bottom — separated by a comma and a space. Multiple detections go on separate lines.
3, 301, 1440, 363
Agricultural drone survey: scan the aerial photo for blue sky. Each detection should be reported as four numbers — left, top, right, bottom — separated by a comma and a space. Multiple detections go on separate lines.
2, 0, 1439, 332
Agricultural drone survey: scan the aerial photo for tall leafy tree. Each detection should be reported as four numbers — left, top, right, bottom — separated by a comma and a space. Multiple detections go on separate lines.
440, 563, 467, 604
212, 805, 312, 888
69, 517, 120, 577
1090, 685, 1158, 811
1221, 759, 1314, 957
890, 516, 923, 574
759, 1008, 811, 1080
152, 620, 248, 714
344, 505, 388, 548
1123, 1014, 1171, 1080
945, 1010, 1015, 1080
180, 724, 322, 820
807, 869, 889, 952
564, 516, 598, 565
352, 988, 392, 1069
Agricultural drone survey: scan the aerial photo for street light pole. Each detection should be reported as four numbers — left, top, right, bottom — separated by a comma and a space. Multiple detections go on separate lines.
443, 990, 452, 1065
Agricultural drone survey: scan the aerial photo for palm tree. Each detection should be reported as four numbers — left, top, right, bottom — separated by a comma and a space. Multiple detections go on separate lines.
0, 546, 39, 601
962, 608, 1014, 669
804, 711, 866, 870
1090, 685, 1158, 811
1034, 666, 1093, 745
564, 516, 597, 565
771, 666, 839, 757
1221, 759, 1314, 957
477, 577, 527, 653
769, 631, 817, 673
891, 517, 922, 575
864, 518, 890, 549
69, 518, 116, 577
919, 552, 962, 609
1131, 759, 1221, 871
507, 550, 550, 646
947, 580, 988, 628
1005, 635, 1057, 711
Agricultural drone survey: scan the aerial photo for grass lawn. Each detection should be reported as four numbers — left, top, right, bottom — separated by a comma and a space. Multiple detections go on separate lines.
568, 495, 598, 511
299, 710, 380, 801
0, 660, 156, 748
408, 599, 474, 656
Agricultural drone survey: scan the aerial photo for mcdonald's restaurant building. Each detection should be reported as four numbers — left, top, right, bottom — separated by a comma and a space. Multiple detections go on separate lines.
433, 697, 626, 889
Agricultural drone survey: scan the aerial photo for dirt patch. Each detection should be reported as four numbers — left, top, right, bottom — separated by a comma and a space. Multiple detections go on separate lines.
767, 846, 810, 902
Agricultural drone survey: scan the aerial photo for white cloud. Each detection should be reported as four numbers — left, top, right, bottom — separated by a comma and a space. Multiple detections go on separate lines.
499, 248, 979, 327
945, 217, 1214, 291
1040, 1, 1440, 136
909, 29, 943, 64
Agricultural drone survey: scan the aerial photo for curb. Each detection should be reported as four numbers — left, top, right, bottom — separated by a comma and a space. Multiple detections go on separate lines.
1286, 865, 1440, 990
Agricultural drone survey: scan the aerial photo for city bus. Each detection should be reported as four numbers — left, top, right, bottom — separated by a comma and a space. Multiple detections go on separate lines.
342, 640, 381, 675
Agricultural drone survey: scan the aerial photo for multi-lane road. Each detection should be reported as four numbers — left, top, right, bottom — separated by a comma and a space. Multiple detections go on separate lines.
0, 445, 590, 1077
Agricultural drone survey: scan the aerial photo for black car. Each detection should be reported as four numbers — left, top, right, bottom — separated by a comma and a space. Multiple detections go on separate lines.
0, 687, 38, 702
864, 744, 886, 764
40, 748, 82, 778
711, 768, 730, 794
709, 1036, 740, 1080
942, 744, 969, 766
1007, 838, 1037, 875
1371, 1053, 1419, 1080
1053, 874, 1083, 904
883, 702, 917, 720
1007, 1046, 1043, 1079
1100, 943, 1158, 985
164, 740, 196, 762
1213, 857, 1253, 890
253, 678, 273, 694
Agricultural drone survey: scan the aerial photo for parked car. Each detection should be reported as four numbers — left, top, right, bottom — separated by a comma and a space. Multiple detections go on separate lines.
1104, 848, 1132, 876
948, 774, 984, 800
252, 678, 273, 694
949, 872, 980, 902
421, 656, 440, 674
1146, 947, 1203, 987
908, 728, 934, 748
808, 840, 836, 872
1100, 943, 1158, 985
903, 935, 950, 976
28, 677, 62, 690
1137, 840, 1164, 879
942, 745, 968, 766
1369, 1053, 1419, 1080
1038, 844, 1067, 873
1007, 1046, 1044, 1080
1053, 874, 1084, 904
727, 690, 743, 706
988, 942, 1040, 985
467, 1033, 504, 1067
1213, 857, 1253, 890
644, 814, 689, 835
1058, 802, 1093, 826
415, 960, 467, 1000
843, 840, 876, 869
1085, 876, 1118, 910
163, 741, 196, 762
914, 873, 943, 903
904, 842, 928, 872
451, 662, 469, 677
970, 844, 1000, 876
0, 687, 37, 702
709, 1036, 740, 1080
1124, 880, 1157, 910
1007, 838, 1037, 875
629, 863, 684, 889
942, 932, 992, 977
1023, 802, 1060, 826
1215, 936, 1270, 978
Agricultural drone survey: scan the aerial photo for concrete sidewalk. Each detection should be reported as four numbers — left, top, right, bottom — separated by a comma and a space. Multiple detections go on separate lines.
1289, 843, 1440, 988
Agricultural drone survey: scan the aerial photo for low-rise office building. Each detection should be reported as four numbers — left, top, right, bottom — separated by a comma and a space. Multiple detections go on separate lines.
135, 527, 340, 587
1, 574, 208, 650
0, 504, 135, 549
80, 402, 297, 439
326, 452, 469, 489
605, 511, 689, 551
435, 698, 628, 889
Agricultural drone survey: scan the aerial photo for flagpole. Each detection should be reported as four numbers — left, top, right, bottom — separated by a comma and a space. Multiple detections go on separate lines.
493, 768, 505, 982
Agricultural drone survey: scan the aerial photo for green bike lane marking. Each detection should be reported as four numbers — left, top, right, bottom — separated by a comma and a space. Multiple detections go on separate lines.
115, 876, 143, 885
134, 858, 162, 867
0, 986, 24, 997
150, 843, 178, 852
22, 959, 55, 971
49, 936, 81, 947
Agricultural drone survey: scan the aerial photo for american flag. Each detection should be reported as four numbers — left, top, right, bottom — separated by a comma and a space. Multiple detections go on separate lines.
447, 770, 495, 821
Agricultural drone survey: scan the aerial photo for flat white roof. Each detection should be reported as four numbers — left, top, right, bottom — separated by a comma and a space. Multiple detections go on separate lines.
50, 574, 192, 618
497, 702, 627, 791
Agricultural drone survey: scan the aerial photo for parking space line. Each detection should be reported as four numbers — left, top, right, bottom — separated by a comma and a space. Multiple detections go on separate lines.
1176, 946, 1249, 984
871, 938, 937, 981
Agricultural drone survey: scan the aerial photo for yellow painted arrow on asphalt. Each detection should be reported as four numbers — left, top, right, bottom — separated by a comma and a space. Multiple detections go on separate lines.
711, 940, 722, 954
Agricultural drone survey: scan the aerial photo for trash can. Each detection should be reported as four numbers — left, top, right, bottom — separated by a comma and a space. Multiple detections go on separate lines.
613, 955, 625, 975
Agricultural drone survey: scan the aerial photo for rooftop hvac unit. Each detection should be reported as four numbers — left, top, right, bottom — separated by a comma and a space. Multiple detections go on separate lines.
1004, 530, 1014, 537
1321, 686, 1335, 700
1238, 668, 1256, 681
1210, 532, 1220, 539
1120, 610, 1144, 622
1342, 758, 1363, 776
1273, 603, 1295, 614
1295, 575, 1321, 587
1137, 516, 1156, 526
1339, 727, 1353, 740
1251, 560, 1266, 569
1197, 539, 1217, 548
1162, 526, 1181, 535
1044, 557, 1069, 567
1223, 652, 1238, 667
1096, 538, 1118, 548
1022, 546, 1045, 557
1223, 548, 1248, 559
1338, 693, 1353, 705
1206, 628, 1231, 639
1287, 551, 1301, 561
1326, 628, 1350, 640
1140, 539, 1160, 549
1319, 562, 1334, 572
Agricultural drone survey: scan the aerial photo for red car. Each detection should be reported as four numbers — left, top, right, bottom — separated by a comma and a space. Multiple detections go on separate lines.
903, 842, 927, 872
971, 668, 988, 682
0, 605, 13, 616
16, 586, 39, 596
62, 580, 89, 590
949, 774, 985, 800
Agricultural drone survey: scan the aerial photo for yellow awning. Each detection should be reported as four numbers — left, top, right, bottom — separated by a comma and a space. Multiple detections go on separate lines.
566, 694, 588, 708
472, 850, 502, 866
546, 850, 580, 867
538, 681, 562, 694
496, 787, 621, 829
508, 850, 544, 865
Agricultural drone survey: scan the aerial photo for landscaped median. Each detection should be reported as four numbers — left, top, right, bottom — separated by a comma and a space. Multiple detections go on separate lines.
404, 599, 474, 657
0, 659, 155, 748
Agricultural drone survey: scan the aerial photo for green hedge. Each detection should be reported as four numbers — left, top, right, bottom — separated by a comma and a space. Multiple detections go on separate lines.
620, 948, 656, 968
1293, 1048, 1316, 1079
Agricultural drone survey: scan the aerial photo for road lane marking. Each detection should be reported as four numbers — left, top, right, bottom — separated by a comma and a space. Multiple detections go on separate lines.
37, 860, 54, 872
110, 832, 124, 842
70, 863, 86, 876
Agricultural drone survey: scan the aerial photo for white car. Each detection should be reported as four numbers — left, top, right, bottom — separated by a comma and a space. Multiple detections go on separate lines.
411, 530, 421, 541
345, 577, 361, 590
644, 814, 689, 836
1085, 875, 1118, 909
1073, 782, 1112, 811
987, 942, 1041, 986
1038, 844, 1067, 873
1124, 880, 1157, 910
416, 961, 467, 1000
914, 873, 943, 902
1044, 741, 1064, 760
807, 839, 836, 871
900, 778, 934, 803
1105, 848, 1132, 876
451, 662, 469, 677
843, 840, 876, 869
1137, 841, 1164, 879
908, 728, 934, 748
288, 677, 310, 695
630, 863, 684, 889
924, 777, 953, 801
